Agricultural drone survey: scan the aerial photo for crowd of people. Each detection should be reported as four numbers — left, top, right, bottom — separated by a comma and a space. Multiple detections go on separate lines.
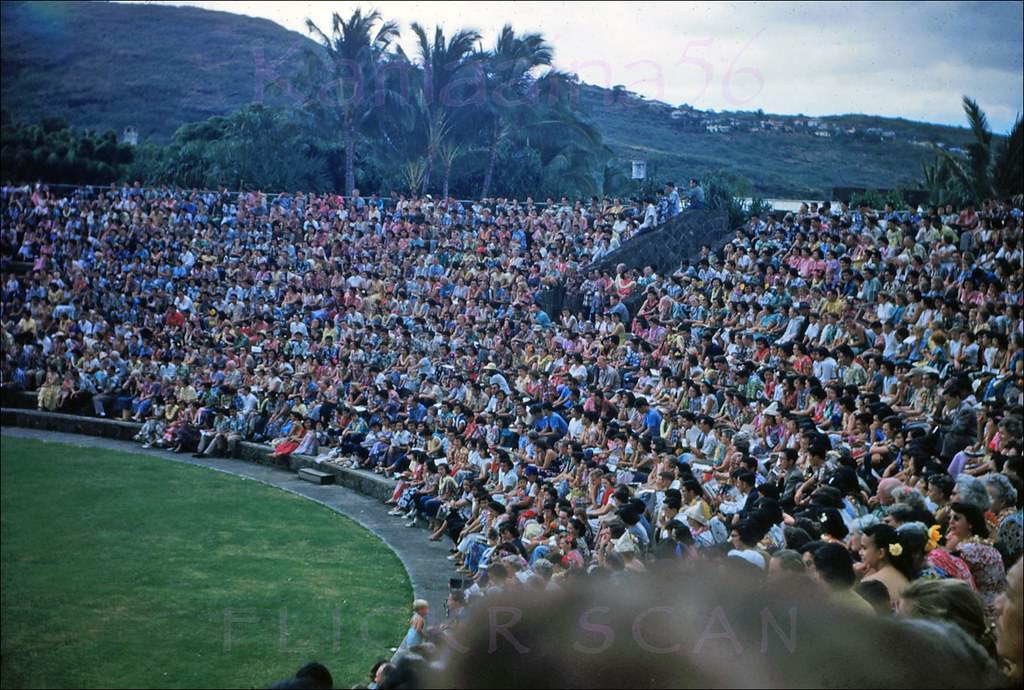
2, 180, 1023, 685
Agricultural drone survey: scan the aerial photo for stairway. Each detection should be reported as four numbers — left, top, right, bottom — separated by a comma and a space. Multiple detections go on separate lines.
538, 209, 730, 316
585, 209, 730, 277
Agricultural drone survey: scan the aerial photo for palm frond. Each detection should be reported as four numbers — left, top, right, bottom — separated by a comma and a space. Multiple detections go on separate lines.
992, 114, 1023, 199
962, 96, 992, 148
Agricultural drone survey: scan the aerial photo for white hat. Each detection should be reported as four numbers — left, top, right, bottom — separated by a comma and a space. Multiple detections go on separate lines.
763, 402, 780, 417
684, 503, 709, 526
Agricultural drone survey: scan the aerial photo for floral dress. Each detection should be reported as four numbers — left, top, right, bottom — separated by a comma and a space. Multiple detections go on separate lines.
955, 540, 1007, 618
998, 509, 1023, 562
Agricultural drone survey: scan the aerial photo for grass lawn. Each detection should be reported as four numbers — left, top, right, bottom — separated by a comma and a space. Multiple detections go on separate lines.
0, 436, 411, 689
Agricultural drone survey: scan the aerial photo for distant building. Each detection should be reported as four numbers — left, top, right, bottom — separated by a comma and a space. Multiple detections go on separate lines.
814, 130, 831, 138
121, 126, 138, 146
881, 131, 896, 141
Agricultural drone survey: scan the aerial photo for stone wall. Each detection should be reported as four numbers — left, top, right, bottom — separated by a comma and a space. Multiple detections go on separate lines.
1, 407, 394, 502
538, 208, 730, 316
585, 208, 730, 277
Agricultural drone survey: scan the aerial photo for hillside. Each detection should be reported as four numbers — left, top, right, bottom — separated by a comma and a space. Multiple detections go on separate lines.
575, 86, 978, 197
2, 1, 979, 197
1, 1, 309, 142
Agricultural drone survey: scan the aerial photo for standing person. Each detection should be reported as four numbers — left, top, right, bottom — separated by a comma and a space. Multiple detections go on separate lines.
686, 178, 705, 210
666, 182, 681, 218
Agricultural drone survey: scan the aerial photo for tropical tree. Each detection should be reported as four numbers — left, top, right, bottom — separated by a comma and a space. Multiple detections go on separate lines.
437, 141, 463, 201
0, 112, 134, 185
406, 22, 481, 194
927, 97, 1024, 206
478, 25, 555, 199
302, 8, 400, 196
400, 158, 427, 195
530, 72, 615, 199
124, 106, 330, 191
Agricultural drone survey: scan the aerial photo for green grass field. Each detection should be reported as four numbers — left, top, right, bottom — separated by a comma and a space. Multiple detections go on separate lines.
0, 436, 411, 689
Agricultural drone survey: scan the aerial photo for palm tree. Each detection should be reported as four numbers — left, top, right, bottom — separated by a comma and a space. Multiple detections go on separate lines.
478, 25, 555, 200
437, 141, 463, 200
303, 8, 400, 197
408, 22, 481, 195
400, 158, 427, 195
531, 111, 609, 198
931, 97, 1023, 205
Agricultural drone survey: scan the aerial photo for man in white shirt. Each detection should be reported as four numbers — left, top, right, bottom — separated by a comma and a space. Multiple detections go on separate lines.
776, 306, 805, 345
638, 198, 658, 232
813, 347, 838, 383
567, 406, 586, 440
173, 292, 193, 313
803, 313, 821, 345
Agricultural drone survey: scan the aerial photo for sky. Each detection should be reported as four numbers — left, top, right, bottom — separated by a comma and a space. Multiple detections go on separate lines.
122, 1, 1024, 131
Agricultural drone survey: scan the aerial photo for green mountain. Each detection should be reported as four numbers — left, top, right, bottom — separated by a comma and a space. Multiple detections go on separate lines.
1, 1, 309, 142
1, 1, 978, 197
574, 87, 978, 197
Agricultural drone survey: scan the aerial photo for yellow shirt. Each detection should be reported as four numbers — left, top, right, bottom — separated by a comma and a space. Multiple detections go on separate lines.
823, 298, 845, 316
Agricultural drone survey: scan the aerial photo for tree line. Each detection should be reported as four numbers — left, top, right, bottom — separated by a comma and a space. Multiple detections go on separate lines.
2, 8, 1019, 208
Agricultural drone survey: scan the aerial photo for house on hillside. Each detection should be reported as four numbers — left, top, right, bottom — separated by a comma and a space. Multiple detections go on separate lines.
814, 130, 831, 138
881, 131, 896, 141
121, 126, 138, 146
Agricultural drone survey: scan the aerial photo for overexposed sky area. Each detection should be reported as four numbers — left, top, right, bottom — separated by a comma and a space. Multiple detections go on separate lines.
123, 1, 1023, 131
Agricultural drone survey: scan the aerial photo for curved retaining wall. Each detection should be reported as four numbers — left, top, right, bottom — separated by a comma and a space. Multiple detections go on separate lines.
1, 407, 393, 501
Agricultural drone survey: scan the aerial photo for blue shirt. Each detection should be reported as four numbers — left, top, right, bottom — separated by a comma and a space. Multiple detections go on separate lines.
535, 412, 568, 437
643, 407, 663, 437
